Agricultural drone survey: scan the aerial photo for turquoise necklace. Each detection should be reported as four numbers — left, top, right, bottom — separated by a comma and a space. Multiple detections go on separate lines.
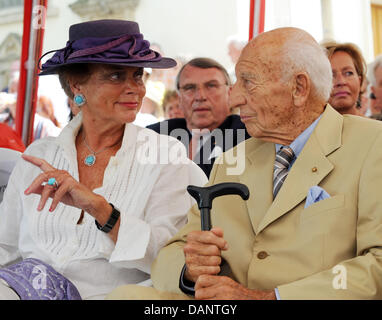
83, 135, 120, 166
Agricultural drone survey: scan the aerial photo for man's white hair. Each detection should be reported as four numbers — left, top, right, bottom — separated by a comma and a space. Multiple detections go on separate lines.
279, 32, 332, 102
367, 54, 382, 87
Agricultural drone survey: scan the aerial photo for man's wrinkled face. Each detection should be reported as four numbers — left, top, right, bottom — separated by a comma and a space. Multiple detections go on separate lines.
371, 65, 382, 114
178, 65, 231, 131
230, 43, 294, 142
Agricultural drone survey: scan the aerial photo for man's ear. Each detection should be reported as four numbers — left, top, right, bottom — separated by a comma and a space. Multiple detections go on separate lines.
293, 72, 310, 107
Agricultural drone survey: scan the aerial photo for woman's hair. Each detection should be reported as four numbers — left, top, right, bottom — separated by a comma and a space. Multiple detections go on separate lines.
162, 90, 178, 112
321, 41, 367, 90
175, 57, 231, 90
58, 64, 93, 99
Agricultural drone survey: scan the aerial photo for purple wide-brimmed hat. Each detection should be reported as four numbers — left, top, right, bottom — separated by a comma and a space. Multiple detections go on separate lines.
38, 19, 176, 75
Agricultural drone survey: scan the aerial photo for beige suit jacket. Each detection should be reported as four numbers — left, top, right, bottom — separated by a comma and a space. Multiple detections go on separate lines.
151, 105, 382, 299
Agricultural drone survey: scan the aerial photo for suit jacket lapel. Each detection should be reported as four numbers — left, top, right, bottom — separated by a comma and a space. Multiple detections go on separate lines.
257, 105, 343, 233
239, 139, 274, 234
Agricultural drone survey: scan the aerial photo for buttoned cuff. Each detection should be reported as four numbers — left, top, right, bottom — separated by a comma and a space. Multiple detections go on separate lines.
275, 288, 281, 300
179, 264, 195, 296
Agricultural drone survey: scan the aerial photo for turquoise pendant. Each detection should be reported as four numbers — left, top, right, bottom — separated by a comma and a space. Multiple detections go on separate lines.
84, 154, 96, 166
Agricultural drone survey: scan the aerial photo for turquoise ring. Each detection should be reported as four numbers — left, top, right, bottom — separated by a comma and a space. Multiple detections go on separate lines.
47, 178, 59, 189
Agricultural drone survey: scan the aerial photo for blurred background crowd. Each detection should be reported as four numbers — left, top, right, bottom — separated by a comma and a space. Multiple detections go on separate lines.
1, 0, 382, 148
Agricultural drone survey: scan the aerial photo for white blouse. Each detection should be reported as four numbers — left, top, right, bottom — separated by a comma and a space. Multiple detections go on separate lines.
0, 113, 207, 299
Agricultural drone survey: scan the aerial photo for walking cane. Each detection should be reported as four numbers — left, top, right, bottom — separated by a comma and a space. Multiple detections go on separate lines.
187, 182, 250, 231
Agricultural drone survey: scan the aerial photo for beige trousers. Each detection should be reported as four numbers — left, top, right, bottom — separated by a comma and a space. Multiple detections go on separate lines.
106, 285, 192, 300
0, 279, 20, 300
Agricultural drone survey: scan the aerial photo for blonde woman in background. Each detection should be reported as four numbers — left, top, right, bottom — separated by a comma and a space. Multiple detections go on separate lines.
321, 41, 367, 116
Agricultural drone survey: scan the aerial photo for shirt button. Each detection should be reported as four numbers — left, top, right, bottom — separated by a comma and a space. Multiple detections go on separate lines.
257, 251, 269, 259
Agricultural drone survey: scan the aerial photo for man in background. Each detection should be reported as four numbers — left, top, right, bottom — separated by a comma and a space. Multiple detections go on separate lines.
147, 57, 250, 177
368, 55, 382, 116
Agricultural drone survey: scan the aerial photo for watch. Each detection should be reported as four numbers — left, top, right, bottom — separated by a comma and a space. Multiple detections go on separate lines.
95, 203, 120, 233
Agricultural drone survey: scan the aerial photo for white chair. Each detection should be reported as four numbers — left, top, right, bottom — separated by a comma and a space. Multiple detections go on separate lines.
0, 148, 22, 203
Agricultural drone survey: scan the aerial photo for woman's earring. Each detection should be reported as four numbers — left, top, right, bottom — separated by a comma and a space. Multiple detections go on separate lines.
356, 97, 361, 109
74, 94, 86, 107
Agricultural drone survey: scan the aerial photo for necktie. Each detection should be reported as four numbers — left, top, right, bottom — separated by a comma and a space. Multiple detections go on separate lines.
189, 130, 209, 160
273, 146, 295, 198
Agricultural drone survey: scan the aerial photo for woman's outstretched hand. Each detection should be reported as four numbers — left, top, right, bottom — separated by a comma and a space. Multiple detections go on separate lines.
22, 154, 99, 214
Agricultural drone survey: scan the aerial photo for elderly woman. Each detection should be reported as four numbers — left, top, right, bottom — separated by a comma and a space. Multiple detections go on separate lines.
162, 90, 184, 119
322, 41, 367, 116
0, 20, 207, 300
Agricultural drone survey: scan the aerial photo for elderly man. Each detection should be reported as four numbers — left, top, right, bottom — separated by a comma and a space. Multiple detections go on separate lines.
108, 27, 382, 300
369, 55, 382, 116
147, 57, 250, 177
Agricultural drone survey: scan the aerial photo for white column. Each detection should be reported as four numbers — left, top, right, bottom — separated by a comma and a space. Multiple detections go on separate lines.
264, 0, 292, 31
360, 0, 375, 62
264, 0, 323, 41
328, 0, 374, 62
320, 0, 334, 41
